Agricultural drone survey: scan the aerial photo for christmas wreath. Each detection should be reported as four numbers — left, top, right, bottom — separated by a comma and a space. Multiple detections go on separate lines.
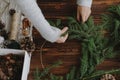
34, 4, 120, 80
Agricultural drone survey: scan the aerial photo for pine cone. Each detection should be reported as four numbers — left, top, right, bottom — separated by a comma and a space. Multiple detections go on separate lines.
20, 37, 35, 53
100, 74, 116, 80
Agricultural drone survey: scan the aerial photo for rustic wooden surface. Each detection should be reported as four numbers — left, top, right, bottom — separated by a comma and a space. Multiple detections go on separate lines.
28, 0, 120, 80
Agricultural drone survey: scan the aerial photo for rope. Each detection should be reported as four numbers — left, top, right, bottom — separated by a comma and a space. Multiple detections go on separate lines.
40, 40, 46, 69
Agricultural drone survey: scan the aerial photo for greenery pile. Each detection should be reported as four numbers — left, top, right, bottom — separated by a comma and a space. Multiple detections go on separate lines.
34, 4, 120, 80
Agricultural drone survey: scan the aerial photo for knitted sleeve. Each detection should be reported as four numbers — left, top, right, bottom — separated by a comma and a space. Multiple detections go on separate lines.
14, 0, 61, 43
77, 0, 93, 7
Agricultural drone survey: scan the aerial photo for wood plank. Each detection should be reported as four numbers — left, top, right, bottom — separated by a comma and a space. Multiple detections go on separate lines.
28, 0, 120, 80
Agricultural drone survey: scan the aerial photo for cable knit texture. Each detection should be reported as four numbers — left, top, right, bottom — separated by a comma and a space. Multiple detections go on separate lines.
14, 0, 61, 43
77, 0, 92, 7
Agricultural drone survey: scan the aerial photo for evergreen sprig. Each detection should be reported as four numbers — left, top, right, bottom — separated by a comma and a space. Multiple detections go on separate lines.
82, 69, 120, 80
34, 61, 62, 80
34, 4, 120, 80
102, 4, 120, 45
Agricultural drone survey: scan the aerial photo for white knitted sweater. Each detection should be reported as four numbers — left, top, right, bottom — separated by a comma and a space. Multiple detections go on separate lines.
1, 0, 92, 42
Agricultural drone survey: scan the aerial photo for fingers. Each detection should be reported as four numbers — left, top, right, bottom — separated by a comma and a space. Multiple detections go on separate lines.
56, 27, 68, 43
61, 27, 68, 34
60, 33, 68, 43
56, 33, 68, 43
77, 7, 80, 21
83, 9, 91, 22
81, 7, 91, 23
81, 13, 86, 23
77, 6, 91, 23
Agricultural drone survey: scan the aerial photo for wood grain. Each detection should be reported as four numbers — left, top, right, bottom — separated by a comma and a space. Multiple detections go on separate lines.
28, 0, 120, 80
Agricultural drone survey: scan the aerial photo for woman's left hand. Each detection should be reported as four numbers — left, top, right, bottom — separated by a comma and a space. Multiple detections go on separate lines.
56, 27, 68, 43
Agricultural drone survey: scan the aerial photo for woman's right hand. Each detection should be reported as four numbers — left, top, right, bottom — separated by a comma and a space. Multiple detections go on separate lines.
77, 5, 91, 23
56, 27, 68, 43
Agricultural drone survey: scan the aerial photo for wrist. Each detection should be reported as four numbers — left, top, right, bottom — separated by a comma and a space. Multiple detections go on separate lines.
77, 0, 92, 8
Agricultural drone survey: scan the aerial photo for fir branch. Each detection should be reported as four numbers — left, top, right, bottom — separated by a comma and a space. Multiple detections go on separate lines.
80, 43, 89, 79
50, 74, 63, 80
34, 61, 62, 80
66, 67, 76, 80
108, 4, 120, 17
82, 69, 120, 80
34, 68, 41, 80
34, 4, 120, 80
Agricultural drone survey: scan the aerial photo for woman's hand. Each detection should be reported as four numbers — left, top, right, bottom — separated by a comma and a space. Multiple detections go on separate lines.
77, 5, 91, 23
56, 27, 68, 43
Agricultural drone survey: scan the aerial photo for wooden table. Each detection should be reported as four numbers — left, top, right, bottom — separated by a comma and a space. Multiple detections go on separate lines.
28, 0, 120, 80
